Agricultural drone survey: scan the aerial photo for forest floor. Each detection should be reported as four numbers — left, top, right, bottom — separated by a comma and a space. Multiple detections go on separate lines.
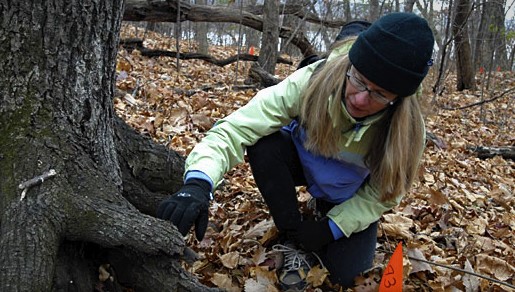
114, 24, 514, 291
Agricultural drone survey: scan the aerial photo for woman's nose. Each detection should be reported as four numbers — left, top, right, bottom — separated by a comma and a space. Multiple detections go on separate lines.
353, 91, 371, 106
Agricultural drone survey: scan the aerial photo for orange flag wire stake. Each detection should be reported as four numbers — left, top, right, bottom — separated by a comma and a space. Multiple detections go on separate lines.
379, 242, 403, 292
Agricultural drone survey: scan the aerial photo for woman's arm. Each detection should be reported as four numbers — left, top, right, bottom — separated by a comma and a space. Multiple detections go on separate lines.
185, 62, 320, 188
326, 182, 403, 237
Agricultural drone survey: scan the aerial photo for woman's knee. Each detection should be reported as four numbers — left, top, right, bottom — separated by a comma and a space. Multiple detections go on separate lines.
320, 221, 378, 287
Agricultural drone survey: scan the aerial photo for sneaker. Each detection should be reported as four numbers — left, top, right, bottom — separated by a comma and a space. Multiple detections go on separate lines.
272, 243, 324, 291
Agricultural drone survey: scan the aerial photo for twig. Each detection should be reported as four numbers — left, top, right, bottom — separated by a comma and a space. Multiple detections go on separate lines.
379, 247, 515, 289
439, 86, 515, 110
407, 255, 515, 289
19, 169, 57, 201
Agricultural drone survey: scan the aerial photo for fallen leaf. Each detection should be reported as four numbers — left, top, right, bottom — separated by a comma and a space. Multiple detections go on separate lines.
475, 254, 515, 281
244, 219, 274, 240
462, 258, 480, 292
381, 214, 414, 240
407, 248, 433, 274
211, 273, 240, 292
219, 251, 240, 269
306, 265, 329, 287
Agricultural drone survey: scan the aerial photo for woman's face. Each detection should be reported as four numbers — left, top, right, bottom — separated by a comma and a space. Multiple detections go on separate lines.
344, 66, 397, 118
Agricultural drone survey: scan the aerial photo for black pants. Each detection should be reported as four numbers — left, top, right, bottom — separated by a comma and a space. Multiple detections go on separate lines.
247, 130, 377, 288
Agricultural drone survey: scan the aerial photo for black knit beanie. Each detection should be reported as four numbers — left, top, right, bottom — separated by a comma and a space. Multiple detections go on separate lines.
349, 13, 435, 97
335, 20, 372, 42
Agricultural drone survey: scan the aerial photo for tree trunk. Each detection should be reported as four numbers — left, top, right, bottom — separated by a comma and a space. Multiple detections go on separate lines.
259, 0, 280, 74
316, 1, 335, 50
280, 0, 302, 57
473, 0, 508, 71
343, 0, 352, 22
369, 0, 380, 21
474, 0, 487, 71
404, 0, 416, 12
432, 0, 454, 95
452, 0, 476, 91
244, 0, 261, 50
195, 0, 209, 54
0, 1, 217, 291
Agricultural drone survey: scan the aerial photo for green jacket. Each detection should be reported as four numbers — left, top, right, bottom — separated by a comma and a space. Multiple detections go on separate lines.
185, 44, 412, 237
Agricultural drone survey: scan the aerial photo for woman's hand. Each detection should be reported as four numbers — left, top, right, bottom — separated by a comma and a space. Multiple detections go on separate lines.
156, 179, 211, 240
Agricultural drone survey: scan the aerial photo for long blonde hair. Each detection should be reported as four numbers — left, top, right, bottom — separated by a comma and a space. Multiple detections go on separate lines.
299, 39, 425, 202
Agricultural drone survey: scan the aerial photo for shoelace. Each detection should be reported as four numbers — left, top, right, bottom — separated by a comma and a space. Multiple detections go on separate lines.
272, 244, 325, 272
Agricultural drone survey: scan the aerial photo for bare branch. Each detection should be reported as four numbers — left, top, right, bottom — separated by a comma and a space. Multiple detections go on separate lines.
123, 0, 318, 56
439, 86, 515, 110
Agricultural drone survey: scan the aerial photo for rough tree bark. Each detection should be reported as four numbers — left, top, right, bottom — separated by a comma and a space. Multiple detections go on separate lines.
195, 0, 209, 54
404, 0, 416, 12
259, 0, 280, 74
0, 1, 218, 291
474, 0, 508, 72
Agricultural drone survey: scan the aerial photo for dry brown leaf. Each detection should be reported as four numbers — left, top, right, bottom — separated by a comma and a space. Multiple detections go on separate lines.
168, 107, 189, 124
462, 258, 480, 292
465, 217, 488, 235
251, 245, 268, 266
407, 248, 434, 274
475, 254, 515, 281
382, 214, 414, 240
246, 266, 279, 292
98, 264, 110, 282
429, 188, 448, 205
191, 113, 213, 131
306, 265, 329, 287
423, 173, 436, 184
211, 273, 240, 292
354, 274, 380, 292
219, 251, 240, 269
259, 226, 279, 246
243, 219, 274, 240
244, 278, 278, 292
252, 266, 279, 285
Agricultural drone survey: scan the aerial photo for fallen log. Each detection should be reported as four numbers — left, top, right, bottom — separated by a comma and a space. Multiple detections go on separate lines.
119, 38, 294, 67
468, 146, 515, 160
248, 62, 282, 88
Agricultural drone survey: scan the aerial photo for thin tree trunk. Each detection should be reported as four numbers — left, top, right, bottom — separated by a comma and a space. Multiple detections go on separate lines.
196, 0, 209, 54
259, 0, 280, 74
369, 0, 380, 21
452, 0, 476, 90
404, 0, 416, 12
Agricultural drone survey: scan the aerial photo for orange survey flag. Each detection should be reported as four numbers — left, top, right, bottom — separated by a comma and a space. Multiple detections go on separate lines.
249, 46, 255, 56
379, 242, 403, 292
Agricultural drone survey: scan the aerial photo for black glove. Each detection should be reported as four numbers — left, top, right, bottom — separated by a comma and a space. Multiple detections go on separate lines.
156, 178, 211, 240
292, 217, 334, 251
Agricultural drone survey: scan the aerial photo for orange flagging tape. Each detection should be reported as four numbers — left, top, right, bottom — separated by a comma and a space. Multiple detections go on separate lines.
379, 242, 403, 292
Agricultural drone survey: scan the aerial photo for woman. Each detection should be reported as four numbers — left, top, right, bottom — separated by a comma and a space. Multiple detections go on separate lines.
157, 12, 434, 288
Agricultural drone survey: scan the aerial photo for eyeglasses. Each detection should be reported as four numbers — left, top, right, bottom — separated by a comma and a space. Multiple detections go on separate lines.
346, 66, 395, 105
